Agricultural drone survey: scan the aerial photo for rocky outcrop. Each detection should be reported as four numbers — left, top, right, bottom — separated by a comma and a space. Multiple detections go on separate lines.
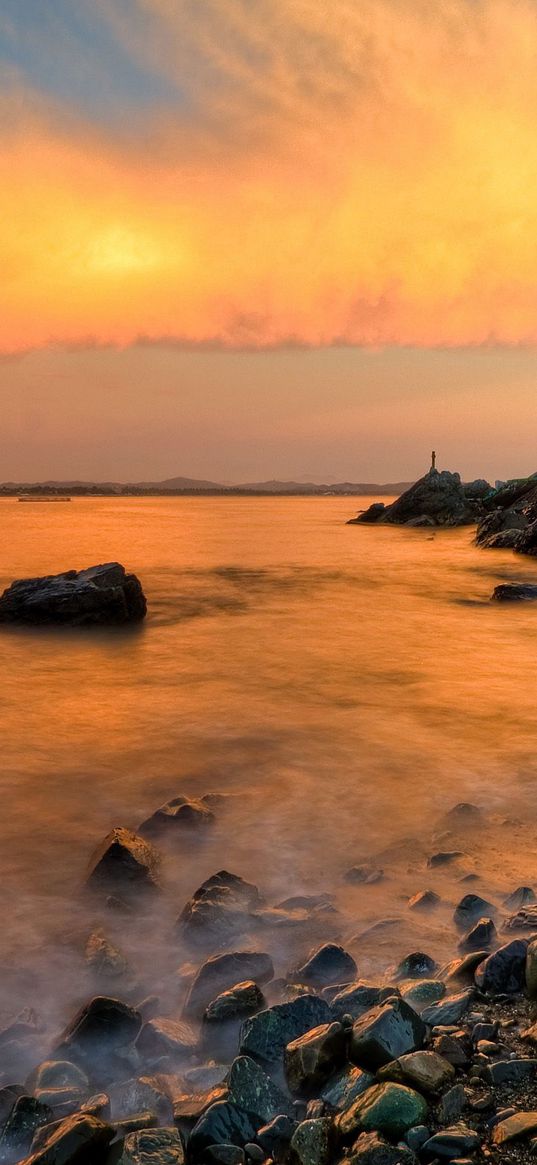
348, 469, 489, 528
0, 563, 146, 626
476, 474, 537, 555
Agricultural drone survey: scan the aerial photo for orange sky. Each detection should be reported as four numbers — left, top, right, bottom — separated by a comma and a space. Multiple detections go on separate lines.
2, 0, 537, 478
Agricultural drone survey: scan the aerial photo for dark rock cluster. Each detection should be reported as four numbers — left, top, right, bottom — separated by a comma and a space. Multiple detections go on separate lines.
3, 798, 537, 1163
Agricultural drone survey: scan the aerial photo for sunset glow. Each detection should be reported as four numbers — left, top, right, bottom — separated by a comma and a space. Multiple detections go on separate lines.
5, 0, 537, 356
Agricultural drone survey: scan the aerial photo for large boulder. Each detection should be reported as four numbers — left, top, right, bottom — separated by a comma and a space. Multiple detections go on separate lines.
56, 996, 142, 1058
177, 872, 261, 948
0, 562, 146, 626
240, 996, 332, 1066
349, 999, 426, 1072
17, 1112, 114, 1164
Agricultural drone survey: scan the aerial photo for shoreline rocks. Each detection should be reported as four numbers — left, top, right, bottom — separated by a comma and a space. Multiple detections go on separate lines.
347, 469, 490, 529
0, 563, 146, 626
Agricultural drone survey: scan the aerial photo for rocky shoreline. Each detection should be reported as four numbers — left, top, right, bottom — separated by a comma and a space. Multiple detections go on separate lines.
2, 799, 537, 1164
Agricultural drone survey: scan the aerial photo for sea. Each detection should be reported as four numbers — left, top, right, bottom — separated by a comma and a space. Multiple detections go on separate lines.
2, 495, 537, 1039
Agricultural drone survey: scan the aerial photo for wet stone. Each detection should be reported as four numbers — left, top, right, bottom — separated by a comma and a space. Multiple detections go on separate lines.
256, 1115, 297, 1162
184, 951, 274, 1020
0, 1096, 53, 1161
453, 894, 496, 931
139, 795, 215, 838
474, 939, 528, 994
492, 1111, 537, 1144
377, 1050, 455, 1097
319, 1065, 375, 1111
240, 995, 331, 1066
422, 1123, 480, 1159
407, 891, 440, 912
204, 982, 265, 1023
349, 1131, 418, 1163
285, 1022, 347, 1094
485, 1058, 537, 1085
135, 1017, 197, 1063
503, 886, 536, 911
330, 983, 383, 1021
420, 989, 474, 1027
393, 953, 437, 981
350, 999, 426, 1072
19, 1112, 115, 1165
336, 1081, 428, 1139
289, 1117, 333, 1165
458, 917, 497, 953
188, 1101, 258, 1159
227, 1056, 293, 1123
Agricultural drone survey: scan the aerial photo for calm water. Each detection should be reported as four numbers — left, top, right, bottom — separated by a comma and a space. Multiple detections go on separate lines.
2, 496, 537, 1039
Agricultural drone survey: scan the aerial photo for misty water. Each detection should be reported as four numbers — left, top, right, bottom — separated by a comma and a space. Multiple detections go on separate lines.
2, 495, 537, 1070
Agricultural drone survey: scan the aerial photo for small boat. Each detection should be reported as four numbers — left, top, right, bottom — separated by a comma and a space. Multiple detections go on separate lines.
17, 496, 72, 502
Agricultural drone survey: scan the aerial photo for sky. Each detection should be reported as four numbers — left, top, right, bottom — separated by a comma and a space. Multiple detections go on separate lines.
2, 0, 537, 482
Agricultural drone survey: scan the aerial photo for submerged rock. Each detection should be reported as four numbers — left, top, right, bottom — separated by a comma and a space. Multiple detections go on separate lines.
139, 795, 215, 838
0, 562, 146, 626
85, 827, 160, 898
177, 872, 261, 947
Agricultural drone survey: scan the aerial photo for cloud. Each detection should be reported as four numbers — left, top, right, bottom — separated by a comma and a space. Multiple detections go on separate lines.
3, 0, 537, 353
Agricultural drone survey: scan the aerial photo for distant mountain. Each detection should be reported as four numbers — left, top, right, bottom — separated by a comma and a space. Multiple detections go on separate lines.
0, 475, 412, 496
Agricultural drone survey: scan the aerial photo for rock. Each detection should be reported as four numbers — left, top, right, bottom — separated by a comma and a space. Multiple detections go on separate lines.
319, 1065, 375, 1111
377, 1051, 455, 1097
17, 1112, 114, 1164
136, 1017, 197, 1062
421, 1123, 480, 1159
484, 1058, 537, 1085
139, 795, 215, 838
337, 1081, 427, 1138
427, 851, 464, 867
204, 981, 265, 1025
349, 1131, 418, 1163
0, 1096, 53, 1161
240, 996, 331, 1066
504, 903, 537, 930
345, 866, 384, 885
420, 989, 473, 1027
85, 929, 128, 979
57, 996, 142, 1056
431, 1032, 471, 1069
458, 917, 496, 953
119, 1126, 185, 1163
110, 1075, 174, 1123
289, 1117, 333, 1165
503, 886, 536, 911
204, 1147, 245, 1165
526, 937, 537, 997
348, 503, 386, 525
492, 1111, 537, 1144
0, 562, 146, 626
439, 1084, 467, 1122
256, 1115, 297, 1161
177, 872, 261, 947
184, 951, 274, 1020
85, 828, 160, 898
400, 980, 445, 1012
440, 803, 482, 827
453, 894, 496, 930
188, 1102, 258, 1158
393, 953, 437, 981
492, 583, 537, 601
474, 939, 528, 994
330, 983, 384, 1021
30, 1062, 89, 1094
350, 999, 426, 1072
292, 944, 357, 988
285, 1022, 347, 1094
381, 470, 480, 528
227, 1056, 293, 1123
440, 951, 490, 985
407, 891, 440, 912
172, 1087, 228, 1127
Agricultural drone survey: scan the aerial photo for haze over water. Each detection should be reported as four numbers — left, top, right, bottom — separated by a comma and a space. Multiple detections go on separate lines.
2, 495, 537, 1042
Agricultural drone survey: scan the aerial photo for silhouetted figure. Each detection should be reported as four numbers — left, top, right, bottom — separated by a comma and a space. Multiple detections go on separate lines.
431, 450, 436, 471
